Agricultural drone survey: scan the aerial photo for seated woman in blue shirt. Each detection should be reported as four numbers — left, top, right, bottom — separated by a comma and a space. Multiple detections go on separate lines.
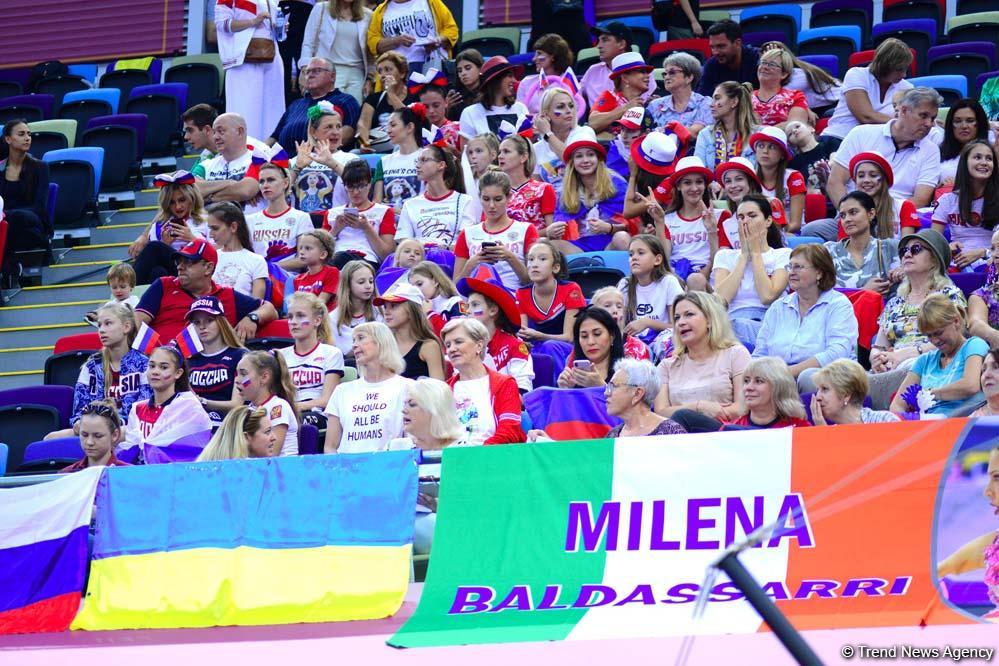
753, 243, 859, 393
890, 294, 987, 417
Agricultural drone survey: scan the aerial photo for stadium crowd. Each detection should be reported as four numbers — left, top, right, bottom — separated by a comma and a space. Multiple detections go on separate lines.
5, 5, 999, 489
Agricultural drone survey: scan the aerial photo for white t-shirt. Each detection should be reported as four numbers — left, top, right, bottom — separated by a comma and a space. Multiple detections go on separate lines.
786, 68, 841, 111
396, 190, 476, 247
932, 192, 991, 251
454, 220, 539, 290
452, 375, 494, 446
280, 342, 345, 404
256, 394, 299, 456
616, 274, 684, 337
199, 150, 265, 213
822, 67, 913, 140
247, 206, 315, 258
327, 202, 395, 262
379, 0, 438, 63
711, 247, 792, 312
328, 307, 381, 352
325, 374, 411, 453
664, 210, 713, 268
458, 102, 530, 140
832, 120, 941, 201
378, 151, 421, 210
214, 248, 268, 295
149, 216, 209, 250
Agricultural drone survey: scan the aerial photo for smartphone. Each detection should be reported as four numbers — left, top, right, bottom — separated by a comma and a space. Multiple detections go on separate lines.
573, 360, 593, 371
344, 207, 359, 216
481, 241, 497, 248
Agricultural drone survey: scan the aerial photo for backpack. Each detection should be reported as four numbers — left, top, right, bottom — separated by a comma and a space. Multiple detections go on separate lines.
27, 60, 69, 92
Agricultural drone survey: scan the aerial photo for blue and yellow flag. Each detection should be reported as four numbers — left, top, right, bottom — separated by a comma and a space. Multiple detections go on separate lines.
72, 452, 417, 630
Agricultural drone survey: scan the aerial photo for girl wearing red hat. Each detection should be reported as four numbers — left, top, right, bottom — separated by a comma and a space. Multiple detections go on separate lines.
932, 140, 999, 271
714, 157, 786, 250
750, 127, 806, 234
458, 56, 529, 139
657, 156, 718, 290
554, 126, 630, 254
849, 151, 919, 239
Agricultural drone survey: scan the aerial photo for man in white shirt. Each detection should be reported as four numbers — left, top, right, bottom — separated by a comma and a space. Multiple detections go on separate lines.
195, 113, 262, 212
579, 22, 653, 110
827, 87, 942, 208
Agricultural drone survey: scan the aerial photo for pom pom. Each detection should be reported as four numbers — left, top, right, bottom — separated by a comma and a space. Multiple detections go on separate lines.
900, 383, 922, 410
408, 102, 428, 123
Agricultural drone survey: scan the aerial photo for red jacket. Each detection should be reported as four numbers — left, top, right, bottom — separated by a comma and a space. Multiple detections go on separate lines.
448, 368, 526, 445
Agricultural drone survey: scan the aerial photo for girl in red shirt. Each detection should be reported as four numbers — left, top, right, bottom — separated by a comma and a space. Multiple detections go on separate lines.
750, 127, 806, 234
517, 239, 586, 371
292, 229, 340, 310
498, 134, 557, 234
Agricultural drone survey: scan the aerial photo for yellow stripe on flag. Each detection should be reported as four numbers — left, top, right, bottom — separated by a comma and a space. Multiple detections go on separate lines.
72, 544, 411, 630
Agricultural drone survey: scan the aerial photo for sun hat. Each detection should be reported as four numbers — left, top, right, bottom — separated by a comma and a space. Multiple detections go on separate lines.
669, 156, 714, 188
456, 277, 520, 330
749, 126, 792, 161
562, 125, 606, 163
630, 132, 680, 177
897, 228, 951, 271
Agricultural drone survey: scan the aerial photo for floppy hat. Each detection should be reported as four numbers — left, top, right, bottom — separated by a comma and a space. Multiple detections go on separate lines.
715, 156, 761, 186
173, 238, 218, 266
898, 228, 951, 271
669, 156, 714, 188
479, 56, 519, 87
630, 132, 680, 177
849, 151, 895, 188
374, 282, 425, 307
457, 277, 521, 330
562, 126, 606, 163
749, 126, 792, 161
609, 52, 653, 79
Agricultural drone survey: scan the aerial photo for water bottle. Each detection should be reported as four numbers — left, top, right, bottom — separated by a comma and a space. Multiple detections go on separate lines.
274, 7, 288, 42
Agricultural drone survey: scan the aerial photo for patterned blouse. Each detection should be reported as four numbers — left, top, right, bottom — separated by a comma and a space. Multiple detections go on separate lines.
878, 284, 966, 349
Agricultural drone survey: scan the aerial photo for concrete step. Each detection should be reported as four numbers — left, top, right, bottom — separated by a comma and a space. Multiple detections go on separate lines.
0, 372, 43, 391
92, 221, 148, 245
62, 243, 130, 264
4, 282, 110, 306
0, 347, 54, 373
0, 300, 101, 328
0, 321, 89, 350
42, 261, 118, 286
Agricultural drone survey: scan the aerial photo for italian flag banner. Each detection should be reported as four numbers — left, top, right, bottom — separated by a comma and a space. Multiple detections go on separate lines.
391, 420, 977, 647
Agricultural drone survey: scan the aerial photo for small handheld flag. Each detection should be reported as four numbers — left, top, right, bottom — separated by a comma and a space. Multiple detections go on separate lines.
132, 322, 162, 356
561, 67, 580, 96
174, 323, 205, 359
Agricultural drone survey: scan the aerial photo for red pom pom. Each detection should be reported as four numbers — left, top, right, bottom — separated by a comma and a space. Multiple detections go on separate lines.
408, 102, 428, 123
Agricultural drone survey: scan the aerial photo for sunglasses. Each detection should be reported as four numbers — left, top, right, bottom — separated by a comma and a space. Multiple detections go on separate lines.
82, 402, 115, 418
901, 243, 926, 257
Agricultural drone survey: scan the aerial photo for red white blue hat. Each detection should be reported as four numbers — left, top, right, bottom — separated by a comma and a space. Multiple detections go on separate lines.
562, 126, 605, 163
749, 126, 792, 161
669, 156, 714, 187
715, 156, 761, 185
609, 52, 653, 79
630, 132, 680, 177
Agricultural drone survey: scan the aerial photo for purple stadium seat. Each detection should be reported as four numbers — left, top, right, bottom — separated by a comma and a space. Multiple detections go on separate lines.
21, 437, 84, 466
927, 42, 996, 85
977, 70, 999, 90
951, 271, 988, 297
0, 93, 54, 119
298, 423, 319, 455
87, 114, 148, 162
0, 385, 73, 428
531, 352, 557, 389
797, 55, 840, 77
128, 83, 188, 115
809, 0, 873, 46
871, 19, 939, 50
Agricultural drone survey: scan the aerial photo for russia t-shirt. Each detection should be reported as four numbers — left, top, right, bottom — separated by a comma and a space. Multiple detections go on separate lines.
323, 202, 396, 262
246, 206, 315, 259
395, 190, 476, 247
187, 346, 246, 423
454, 220, 539, 290
932, 192, 992, 251
293, 265, 341, 309
257, 394, 298, 456
663, 210, 713, 267
324, 374, 411, 453
507, 179, 557, 231
516, 281, 587, 336
279, 342, 345, 403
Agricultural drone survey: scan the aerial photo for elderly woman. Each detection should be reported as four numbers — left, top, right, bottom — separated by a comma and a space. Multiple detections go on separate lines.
972, 349, 999, 416
869, 229, 965, 408
647, 53, 713, 140
753, 243, 859, 392
196, 406, 277, 460
890, 294, 987, 417
557, 307, 626, 389
671, 357, 812, 432
290, 102, 353, 213
533, 87, 579, 197
606, 359, 686, 437
810, 359, 899, 425
822, 38, 914, 144
753, 47, 809, 129
441, 317, 526, 445
323, 321, 412, 453
386, 377, 468, 555
655, 291, 750, 421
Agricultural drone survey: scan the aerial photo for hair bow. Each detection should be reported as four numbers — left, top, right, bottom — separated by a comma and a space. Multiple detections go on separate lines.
251, 143, 290, 168
307, 100, 344, 122
153, 170, 195, 187
408, 68, 449, 97
497, 116, 534, 140
408, 102, 428, 124
420, 124, 446, 147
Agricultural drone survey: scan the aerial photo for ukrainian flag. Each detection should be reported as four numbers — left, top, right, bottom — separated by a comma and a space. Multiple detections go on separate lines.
72, 451, 417, 630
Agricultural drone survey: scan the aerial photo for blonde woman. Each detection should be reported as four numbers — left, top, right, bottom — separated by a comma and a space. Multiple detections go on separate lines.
533, 86, 579, 196
693, 81, 759, 171
197, 406, 277, 461
299, 0, 372, 103
811, 359, 899, 425
752, 48, 809, 128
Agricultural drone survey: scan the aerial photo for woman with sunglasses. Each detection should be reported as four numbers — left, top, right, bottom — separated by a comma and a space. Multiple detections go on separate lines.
869, 229, 966, 409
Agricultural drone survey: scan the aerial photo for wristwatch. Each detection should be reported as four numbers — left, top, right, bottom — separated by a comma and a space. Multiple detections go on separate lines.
248, 313, 260, 325
544, 132, 554, 141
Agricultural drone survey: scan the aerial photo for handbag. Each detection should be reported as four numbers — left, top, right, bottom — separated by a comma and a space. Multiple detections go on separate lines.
652, 0, 674, 32
245, 37, 276, 63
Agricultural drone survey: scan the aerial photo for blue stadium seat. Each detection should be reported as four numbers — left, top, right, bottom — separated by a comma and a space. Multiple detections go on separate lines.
63, 88, 121, 114
740, 3, 801, 29
0, 443, 7, 476
42, 147, 104, 228
797, 26, 862, 78
43, 147, 103, 196
598, 17, 657, 55
739, 5, 801, 48
908, 75, 969, 107
809, 0, 872, 47
67, 63, 99, 83
787, 236, 825, 248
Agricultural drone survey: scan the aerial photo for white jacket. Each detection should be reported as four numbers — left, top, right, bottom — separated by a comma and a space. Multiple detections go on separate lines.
299, 3, 372, 74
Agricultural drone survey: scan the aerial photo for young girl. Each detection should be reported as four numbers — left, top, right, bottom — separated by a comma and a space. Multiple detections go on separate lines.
292, 229, 340, 309
324, 159, 396, 270
133, 173, 208, 284
185, 296, 246, 425
462, 132, 499, 218
711, 194, 792, 348
517, 239, 587, 369
60, 400, 130, 472
458, 276, 534, 392
498, 134, 557, 236
373, 105, 426, 211
715, 157, 787, 250
409, 260, 464, 334
120, 345, 212, 464
412, 70, 461, 150
290, 101, 352, 213
618, 234, 685, 346
206, 201, 268, 299
458, 55, 529, 140
848, 152, 919, 240
554, 126, 630, 255
657, 156, 719, 290
750, 127, 805, 234
330, 260, 381, 352
246, 163, 315, 267
47, 302, 151, 440
932, 140, 999, 271
280, 292, 344, 429
377, 237, 424, 294
454, 170, 537, 290
376, 284, 445, 381
235, 350, 300, 456
590, 287, 650, 361
395, 144, 474, 253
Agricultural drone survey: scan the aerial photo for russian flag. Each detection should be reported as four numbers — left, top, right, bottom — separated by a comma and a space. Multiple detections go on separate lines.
561, 67, 580, 96
0, 467, 102, 634
174, 323, 204, 359
523, 387, 620, 441
132, 322, 161, 356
